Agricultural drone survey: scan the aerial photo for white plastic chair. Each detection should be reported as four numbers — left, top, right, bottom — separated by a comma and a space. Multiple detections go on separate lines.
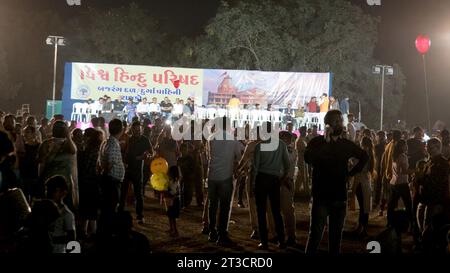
79, 103, 90, 123
207, 108, 216, 120
71, 102, 84, 122
239, 109, 249, 127
271, 111, 282, 123
250, 109, 261, 126
217, 108, 227, 118
21, 104, 30, 114
261, 110, 271, 122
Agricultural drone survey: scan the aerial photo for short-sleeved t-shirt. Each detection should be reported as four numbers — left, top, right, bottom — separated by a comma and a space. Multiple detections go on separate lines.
160, 101, 173, 113
127, 135, 151, 171
50, 203, 75, 253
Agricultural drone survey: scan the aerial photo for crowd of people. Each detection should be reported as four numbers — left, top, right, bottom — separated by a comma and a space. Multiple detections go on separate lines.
0, 101, 449, 254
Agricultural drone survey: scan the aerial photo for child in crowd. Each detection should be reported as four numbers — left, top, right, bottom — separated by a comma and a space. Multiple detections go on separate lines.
165, 166, 181, 237
46, 175, 76, 253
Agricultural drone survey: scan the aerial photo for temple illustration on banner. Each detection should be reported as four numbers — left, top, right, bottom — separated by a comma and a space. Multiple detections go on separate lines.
207, 73, 267, 106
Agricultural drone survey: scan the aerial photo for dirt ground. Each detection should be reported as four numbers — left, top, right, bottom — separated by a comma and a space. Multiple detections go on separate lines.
130, 187, 414, 254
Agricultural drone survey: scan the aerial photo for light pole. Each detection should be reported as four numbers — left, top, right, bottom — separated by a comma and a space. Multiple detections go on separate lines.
372, 65, 393, 131
46, 35, 66, 118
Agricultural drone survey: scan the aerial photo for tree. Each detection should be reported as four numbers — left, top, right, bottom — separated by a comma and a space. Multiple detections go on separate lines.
0, 45, 22, 110
178, 0, 405, 128
67, 3, 168, 66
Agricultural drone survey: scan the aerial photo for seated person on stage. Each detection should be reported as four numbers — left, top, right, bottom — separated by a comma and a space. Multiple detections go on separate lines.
182, 99, 192, 117
282, 102, 296, 127
172, 98, 184, 122
295, 105, 305, 127
123, 98, 137, 123
101, 96, 114, 123
137, 97, 150, 121
113, 97, 125, 120
92, 97, 104, 116
149, 97, 161, 123
160, 97, 173, 121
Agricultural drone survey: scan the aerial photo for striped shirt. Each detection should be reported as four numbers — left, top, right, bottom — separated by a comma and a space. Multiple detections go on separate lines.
100, 136, 125, 181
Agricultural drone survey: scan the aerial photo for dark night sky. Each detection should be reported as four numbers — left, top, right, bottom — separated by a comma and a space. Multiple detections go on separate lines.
2, 0, 450, 128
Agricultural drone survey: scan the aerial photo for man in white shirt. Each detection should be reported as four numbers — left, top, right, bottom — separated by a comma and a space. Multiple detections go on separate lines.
172, 98, 184, 122
92, 97, 104, 117
137, 97, 150, 121
149, 97, 161, 124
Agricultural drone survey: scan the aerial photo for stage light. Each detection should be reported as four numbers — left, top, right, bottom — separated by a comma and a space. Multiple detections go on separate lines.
372, 65, 394, 131
46, 36, 66, 117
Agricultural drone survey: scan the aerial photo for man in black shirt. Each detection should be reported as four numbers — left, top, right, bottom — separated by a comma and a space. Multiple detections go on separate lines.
407, 127, 426, 171
160, 97, 173, 122
113, 97, 125, 121
304, 110, 368, 254
407, 126, 426, 242
418, 138, 450, 252
119, 121, 152, 224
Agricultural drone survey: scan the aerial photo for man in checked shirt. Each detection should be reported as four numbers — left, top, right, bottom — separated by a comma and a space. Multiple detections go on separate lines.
98, 119, 125, 238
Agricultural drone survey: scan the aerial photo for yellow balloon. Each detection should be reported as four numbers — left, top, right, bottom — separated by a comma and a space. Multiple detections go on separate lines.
150, 157, 169, 174
150, 173, 169, 191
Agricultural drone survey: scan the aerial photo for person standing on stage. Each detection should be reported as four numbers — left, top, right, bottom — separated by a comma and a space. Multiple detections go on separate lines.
228, 95, 240, 109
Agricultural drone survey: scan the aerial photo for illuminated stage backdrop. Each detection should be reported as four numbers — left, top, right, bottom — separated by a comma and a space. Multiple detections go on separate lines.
61, 62, 332, 119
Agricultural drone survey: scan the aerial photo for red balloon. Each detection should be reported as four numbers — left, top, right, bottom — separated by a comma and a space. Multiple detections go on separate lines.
172, 80, 180, 89
415, 35, 431, 55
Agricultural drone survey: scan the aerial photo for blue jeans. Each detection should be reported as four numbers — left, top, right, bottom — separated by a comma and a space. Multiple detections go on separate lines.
161, 112, 172, 120
208, 177, 233, 236
306, 199, 347, 254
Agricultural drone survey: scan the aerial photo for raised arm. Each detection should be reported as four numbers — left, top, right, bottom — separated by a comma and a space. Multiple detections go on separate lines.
65, 128, 77, 155
348, 143, 369, 177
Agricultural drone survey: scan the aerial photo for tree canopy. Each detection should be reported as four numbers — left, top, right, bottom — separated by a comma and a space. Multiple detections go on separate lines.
1, 0, 405, 128
176, 0, 405, 128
